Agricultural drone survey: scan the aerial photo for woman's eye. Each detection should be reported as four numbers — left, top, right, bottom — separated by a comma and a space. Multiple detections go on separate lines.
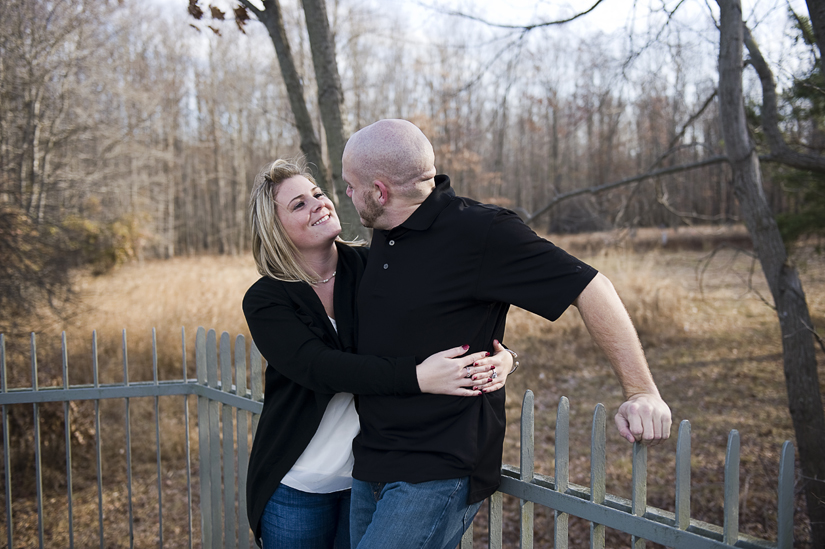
293, 202, 305, 210
314, 192, 325, 199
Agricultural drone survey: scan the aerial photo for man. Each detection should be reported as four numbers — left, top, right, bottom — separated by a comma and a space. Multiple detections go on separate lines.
343, 119, 671, 549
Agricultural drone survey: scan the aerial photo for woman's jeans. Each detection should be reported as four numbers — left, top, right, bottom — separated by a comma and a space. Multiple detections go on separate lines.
260, 483, 351, 549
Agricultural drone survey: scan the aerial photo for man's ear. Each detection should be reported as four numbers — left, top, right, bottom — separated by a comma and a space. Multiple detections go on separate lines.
374, 180, 389, 205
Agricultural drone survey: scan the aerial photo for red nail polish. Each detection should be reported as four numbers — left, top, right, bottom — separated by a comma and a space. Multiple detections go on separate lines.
494, 339, 499, 345
488, 378, 493, 383
485, 352, 490, 357
462, 344, 470, 350
491, 366, 495, 370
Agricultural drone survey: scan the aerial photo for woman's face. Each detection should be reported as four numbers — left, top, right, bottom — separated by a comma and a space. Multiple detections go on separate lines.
275, 175, 341, 251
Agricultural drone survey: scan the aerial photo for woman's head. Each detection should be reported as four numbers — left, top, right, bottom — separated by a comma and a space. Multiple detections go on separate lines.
249, 159, 340, 283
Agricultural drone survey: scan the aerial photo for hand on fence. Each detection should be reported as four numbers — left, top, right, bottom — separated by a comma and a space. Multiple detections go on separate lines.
614, 393, 672, 445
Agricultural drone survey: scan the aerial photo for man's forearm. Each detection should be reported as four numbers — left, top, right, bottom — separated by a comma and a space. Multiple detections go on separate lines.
572, 272, 660, 398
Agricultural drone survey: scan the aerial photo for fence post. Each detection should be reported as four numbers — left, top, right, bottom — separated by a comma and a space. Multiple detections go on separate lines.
590, 404, 606, 549
1, 334, 12, 549
675, 420, 691, 531
520, 390, 534, 549
196, 327, 212, 549
221, 332, 236, 549
554, 397, 570, 549
631, 441, 647, 549
723, 430, 740, 545
776, 441, 794, 549
236, 334, 251, 549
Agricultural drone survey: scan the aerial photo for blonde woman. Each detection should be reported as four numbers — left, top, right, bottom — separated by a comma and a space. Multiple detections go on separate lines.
243, 159, 512, 548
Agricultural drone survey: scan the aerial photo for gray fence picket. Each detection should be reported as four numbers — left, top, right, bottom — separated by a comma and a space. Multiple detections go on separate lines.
196, 327, 212, 549
221, 332, 236, 549
93, 331, 104, 549
207, 330, 223, 546
776, 441, 794, 549
489, 491, 503, 549
631, 442, 647, 549
675, 420, 691, 530
31, 333, 44, 549
520, 390, 534, 549
590, 404, 606, 549
235, 335, 251, 549
555, 397, 570, 549
123, 330, 135, 549
724, 430, 740, 545
249, 342, 263, 439
0, 334, 12, 549
153, 329, 164, 548
181, 328, 194, 549
62, 332, 74, 548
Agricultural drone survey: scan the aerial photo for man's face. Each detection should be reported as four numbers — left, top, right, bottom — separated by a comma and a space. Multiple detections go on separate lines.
344, 163, 384, 229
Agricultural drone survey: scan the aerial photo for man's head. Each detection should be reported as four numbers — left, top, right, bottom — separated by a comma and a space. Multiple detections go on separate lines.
343, 119, 437, 229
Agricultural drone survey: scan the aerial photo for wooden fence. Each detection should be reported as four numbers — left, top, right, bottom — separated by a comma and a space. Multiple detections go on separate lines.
0, 328, 795, 548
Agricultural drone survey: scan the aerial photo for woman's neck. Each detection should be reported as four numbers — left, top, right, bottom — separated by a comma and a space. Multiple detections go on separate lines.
300, 241, 339, 282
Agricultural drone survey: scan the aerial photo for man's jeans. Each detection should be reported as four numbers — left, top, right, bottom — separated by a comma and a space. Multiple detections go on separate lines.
260, 483, 351, 549
350, 477, 482, 549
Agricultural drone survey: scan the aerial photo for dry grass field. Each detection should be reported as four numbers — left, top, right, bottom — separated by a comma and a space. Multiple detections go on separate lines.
0, 226, 823, 547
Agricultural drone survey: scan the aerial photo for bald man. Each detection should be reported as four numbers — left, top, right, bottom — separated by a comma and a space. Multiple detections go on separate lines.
343, 119, 671, 549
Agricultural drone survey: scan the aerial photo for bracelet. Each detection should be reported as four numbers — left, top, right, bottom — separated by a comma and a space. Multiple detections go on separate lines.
503, 348, 519, 374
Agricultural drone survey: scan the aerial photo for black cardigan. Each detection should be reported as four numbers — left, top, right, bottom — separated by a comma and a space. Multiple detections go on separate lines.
242, 243, 421, 543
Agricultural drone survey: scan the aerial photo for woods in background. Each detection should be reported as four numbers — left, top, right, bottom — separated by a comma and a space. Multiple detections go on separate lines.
0, 0, 817, 302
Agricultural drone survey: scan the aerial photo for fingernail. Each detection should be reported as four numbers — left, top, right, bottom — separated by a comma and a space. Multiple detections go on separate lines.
485, 352, 490, 357
488, 378, 493, 382
491, 366, 495, 370
462, 344, 470, 350
493, 339, 499, 345
478, 390, 483, 395
473, 386, 479, 391
473, 362, 478, 366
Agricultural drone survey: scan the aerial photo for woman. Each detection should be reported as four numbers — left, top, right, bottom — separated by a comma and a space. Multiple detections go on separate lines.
243, 159, 513, 548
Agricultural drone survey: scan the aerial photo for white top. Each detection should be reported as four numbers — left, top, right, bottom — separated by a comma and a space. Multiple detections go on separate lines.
281, 316, 360, 493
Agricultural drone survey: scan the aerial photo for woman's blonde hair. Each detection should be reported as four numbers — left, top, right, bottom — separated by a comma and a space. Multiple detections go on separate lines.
249, 159, 327, 284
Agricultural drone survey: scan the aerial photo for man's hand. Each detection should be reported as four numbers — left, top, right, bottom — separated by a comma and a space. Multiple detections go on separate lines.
615, 393, 672, 445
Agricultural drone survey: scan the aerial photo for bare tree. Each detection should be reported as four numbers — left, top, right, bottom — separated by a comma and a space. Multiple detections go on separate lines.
717, 2, 825, 546
192, 0, 366, 239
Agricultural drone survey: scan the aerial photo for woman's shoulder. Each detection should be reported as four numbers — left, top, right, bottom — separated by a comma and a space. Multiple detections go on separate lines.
242, 275, 301, 312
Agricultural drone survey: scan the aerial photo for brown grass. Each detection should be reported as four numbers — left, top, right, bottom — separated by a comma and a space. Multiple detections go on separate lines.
1, 226, 823, 547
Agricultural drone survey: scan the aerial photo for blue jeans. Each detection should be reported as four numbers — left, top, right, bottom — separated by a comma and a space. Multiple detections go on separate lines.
260, 483, 351, 549
350, 477, 481, 549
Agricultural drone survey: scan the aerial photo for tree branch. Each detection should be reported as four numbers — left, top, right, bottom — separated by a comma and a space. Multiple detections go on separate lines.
744, 23, 825, 173
421, 0, 607, 31
525, 156, 729, 225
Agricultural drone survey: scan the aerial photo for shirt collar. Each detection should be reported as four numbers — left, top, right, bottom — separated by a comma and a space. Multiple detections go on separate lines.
389, 175, 453, 234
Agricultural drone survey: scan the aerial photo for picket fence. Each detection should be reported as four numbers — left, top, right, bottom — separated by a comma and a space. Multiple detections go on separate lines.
0, 328, 795, 548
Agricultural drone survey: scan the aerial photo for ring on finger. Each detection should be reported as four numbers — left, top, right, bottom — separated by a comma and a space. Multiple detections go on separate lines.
491, 371, 498, 379
465, 365, 472, 378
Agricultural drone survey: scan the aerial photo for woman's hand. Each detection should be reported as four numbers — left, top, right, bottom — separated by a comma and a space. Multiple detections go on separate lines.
416, 340, 514, 396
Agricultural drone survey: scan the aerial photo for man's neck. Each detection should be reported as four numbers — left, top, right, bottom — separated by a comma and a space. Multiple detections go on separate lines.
381, 183, 435, 230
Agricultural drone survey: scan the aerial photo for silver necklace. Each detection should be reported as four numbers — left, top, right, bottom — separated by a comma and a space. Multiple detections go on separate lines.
319, 270, 336, 284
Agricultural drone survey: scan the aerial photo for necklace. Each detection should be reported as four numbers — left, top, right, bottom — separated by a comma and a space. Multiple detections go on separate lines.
319, 270, 336, 284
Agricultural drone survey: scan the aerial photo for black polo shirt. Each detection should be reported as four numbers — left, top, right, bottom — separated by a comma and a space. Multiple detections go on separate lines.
353, 175, 597, 503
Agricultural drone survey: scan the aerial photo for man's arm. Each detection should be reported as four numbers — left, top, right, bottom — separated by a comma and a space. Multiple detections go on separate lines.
572, 272, 672, 445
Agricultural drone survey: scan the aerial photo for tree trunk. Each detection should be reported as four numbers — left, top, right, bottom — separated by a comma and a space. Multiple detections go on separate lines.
301, 0, 366, 240
806, 0, 825, 68
257, 1, 329, 192
717, 2, 825, 546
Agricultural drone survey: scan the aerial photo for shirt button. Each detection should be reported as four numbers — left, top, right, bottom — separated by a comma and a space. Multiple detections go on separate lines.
389, 240, 395, 246
383, 263, 389, 270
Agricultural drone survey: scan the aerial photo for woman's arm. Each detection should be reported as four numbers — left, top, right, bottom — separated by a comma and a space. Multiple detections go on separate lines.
416, 339, 513, 395
244, 281, 512, 396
